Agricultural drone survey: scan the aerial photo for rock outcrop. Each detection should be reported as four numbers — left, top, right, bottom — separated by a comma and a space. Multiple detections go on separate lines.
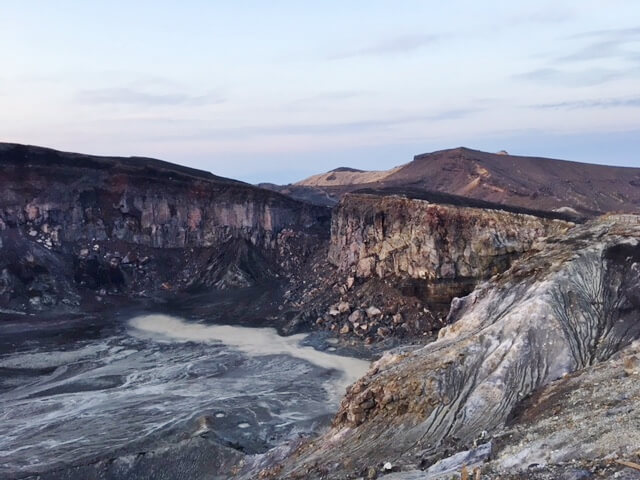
0, 143, 330, 312
328, 190, 573, 312
268, 215, 640, 479
278, 189, 576, 342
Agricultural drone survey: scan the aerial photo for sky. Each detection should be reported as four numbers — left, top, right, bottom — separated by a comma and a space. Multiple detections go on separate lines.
1, 1, 639, 183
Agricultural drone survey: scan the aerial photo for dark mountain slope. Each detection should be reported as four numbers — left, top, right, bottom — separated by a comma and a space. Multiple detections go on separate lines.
386, 147, 640, 215
269, 147, 640, 215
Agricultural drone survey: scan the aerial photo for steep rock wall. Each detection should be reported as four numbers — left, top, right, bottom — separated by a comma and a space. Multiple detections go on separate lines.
0, 143, 330, 311
328, 193, 573, 310
0, 144, 327, 249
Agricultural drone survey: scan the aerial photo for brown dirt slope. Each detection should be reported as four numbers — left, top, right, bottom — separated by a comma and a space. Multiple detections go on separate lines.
270, 147, 640, 215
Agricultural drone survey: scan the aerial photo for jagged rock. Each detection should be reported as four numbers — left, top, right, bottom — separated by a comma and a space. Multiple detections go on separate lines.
392, 313, 403, 325
347, 276, 355, 289
366, 306, 382, 318
348, 309, 364, 323
623, 353, 640, 375
377, 327, 391, 338
338, 301, 351, 314
339, 324, 350, 335
328, 192, 572, 313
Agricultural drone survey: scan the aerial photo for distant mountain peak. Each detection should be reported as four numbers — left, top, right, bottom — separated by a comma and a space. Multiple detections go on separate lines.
271, 146, 640, 215
329, 167, 364, 173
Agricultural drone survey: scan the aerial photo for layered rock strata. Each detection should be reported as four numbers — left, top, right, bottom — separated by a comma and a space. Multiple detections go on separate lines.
0, 143, 330, 311
328, 191, 573, 312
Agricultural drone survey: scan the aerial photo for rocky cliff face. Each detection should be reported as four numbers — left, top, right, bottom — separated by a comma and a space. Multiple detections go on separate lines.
267, 215, 640, 479
277, 190, 575, 344
328, 191, 573, 312
0, 143, 330, 312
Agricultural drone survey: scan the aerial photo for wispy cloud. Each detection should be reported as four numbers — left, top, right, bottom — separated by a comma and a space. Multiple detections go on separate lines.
558, 40, 622, 62
329, 34, 439, 60
510, 8, 575, 25
559, 26, 640, 63
531, 96, 640, 109
569, 26, 640, 40
75, 87, 224, 107
513, 67, 621, 86
151, 107, 482, 141
290, 91, 365, 105
428, 108, 480, 121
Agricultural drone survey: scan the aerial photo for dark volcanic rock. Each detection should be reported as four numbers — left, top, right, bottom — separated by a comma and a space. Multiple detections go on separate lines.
257, 183, 340, 207
0, 143, 330, 312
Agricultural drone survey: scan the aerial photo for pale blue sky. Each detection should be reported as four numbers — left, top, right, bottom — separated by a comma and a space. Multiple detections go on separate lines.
1, 1, 639, 183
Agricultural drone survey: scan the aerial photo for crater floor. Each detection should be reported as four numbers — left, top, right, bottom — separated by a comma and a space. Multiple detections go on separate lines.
0, 312, 369, 479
